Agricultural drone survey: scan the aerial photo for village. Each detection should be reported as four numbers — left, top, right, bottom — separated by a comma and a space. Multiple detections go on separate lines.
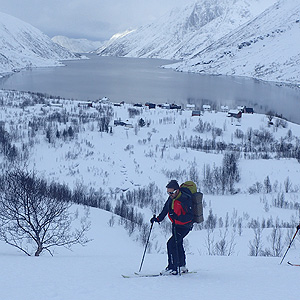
71, 96, 255, 128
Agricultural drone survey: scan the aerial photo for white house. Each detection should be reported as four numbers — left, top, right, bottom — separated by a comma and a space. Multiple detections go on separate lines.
221, 105, 229, 112
186, 104, 195, 110
100, 97, 110, 103
161, 103, 170, 109
203, 104, 211, 112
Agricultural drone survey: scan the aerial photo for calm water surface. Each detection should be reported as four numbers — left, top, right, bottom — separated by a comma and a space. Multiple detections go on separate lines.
1, 54, 300, 123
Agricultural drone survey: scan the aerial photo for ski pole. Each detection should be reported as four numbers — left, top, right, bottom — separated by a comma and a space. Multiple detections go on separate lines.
139, 214, 155, 272
280, 228, 299, 264
173, 224, 181, 276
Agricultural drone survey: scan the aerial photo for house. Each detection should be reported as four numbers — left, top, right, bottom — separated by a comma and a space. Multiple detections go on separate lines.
170, 103, 181, 109
160, 103, 170, 109
243, 107, 254, 114
203, 104, 211, 112
114, 120, 132, 128
49, 103, 63, 108
221, 105, 229, 112
192, 110, 201, 116
145, 102, 156, 109
100, 97, 110, 103
77, 101, 93, 108
133, 103, 143, 107
237, 105, 246, 112
114, 120, 127, 126
227, 109, 242, 119
186, 104, 195, 110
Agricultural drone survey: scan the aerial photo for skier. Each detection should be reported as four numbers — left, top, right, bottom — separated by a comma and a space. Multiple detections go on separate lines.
150, 180, 193, 275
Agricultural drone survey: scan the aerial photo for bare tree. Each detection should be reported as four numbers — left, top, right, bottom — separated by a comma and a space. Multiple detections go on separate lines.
0, 169, 90, 256
284, 176, 292, 193
264, 176, 272, 193
204, 209, 217, 255
269, 225, 284, 257
249, 220, 264, 256
214, 229, 236, 256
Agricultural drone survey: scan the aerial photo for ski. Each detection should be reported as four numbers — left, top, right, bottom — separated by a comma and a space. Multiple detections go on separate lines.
122, 273, 160, 278
287, 261, 300, 266
122, 271, 196, 278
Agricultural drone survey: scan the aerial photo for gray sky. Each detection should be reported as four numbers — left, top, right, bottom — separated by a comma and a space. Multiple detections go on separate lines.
1, 0, 191, 41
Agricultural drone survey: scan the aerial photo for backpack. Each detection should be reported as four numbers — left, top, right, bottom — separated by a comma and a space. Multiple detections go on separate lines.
180, 181, 204, 224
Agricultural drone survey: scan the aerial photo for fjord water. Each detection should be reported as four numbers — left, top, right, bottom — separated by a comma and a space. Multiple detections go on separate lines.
1, 54, 300, 123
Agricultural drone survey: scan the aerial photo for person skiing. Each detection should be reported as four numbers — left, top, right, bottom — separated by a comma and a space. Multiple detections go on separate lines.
150, 179, 193, 275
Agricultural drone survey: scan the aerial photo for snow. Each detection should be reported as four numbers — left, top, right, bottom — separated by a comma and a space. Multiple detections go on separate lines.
0, 2, 300, 298
0, 12, 79, 76
1, 208, 300, 300
1, 91, 300, 299
98, 0, 277, 60
98, 0, 300, 85
172, 0, 300, 85
52, 36, 103, 53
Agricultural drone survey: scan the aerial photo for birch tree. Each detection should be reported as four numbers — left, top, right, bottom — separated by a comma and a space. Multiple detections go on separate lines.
0, 169, 90, 256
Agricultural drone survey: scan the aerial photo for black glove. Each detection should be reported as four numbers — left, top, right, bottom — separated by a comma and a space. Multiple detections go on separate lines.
150, 216, 159, 224
297, 224, 300, 231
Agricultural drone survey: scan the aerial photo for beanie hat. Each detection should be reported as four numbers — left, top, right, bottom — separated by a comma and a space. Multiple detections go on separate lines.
166, 180, 179, 190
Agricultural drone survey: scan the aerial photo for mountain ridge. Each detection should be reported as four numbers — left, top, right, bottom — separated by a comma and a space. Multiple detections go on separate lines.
97, 0, 300, 84
97, 0, 277, 60
170, 0, 300, 84
0, 12, 79, 76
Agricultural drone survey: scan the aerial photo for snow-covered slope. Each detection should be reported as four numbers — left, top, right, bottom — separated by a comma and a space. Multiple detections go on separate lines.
52, 35, 103, 53
1, 205, 299, 300
1, 90, 300, 299
171, 0, 300, 84
97, 0, 277, 60
0, 12, 78, 76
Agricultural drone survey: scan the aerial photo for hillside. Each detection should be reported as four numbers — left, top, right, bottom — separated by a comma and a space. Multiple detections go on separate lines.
171, 0, 300, 84
0, 90, 300, 299
1, 206, 300, 300
0, 12, 79, 76
97, 0, 277, 60
98, 0, 300, 85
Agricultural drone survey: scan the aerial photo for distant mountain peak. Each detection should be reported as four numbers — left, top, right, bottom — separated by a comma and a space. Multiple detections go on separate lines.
52, 36, 103, 53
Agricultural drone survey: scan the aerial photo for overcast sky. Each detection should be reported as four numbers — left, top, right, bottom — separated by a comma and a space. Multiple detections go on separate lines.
1, 0, 192, 41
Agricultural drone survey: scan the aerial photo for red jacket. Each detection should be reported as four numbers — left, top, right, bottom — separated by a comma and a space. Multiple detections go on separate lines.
156, 188, 193, 228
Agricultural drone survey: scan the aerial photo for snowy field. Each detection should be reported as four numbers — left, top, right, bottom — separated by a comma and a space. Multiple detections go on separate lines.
1, 91, 300, 299
1, 207, 300, 300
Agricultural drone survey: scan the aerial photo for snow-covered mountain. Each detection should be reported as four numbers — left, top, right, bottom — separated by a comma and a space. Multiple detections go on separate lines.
97, 0, 300, 84
97, 0, 277, 60
0, 12, 79, 76
52, 35, 103, 53
171, 0, 300, 84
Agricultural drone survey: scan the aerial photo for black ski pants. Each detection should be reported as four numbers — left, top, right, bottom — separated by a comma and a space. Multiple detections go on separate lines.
167, 224, 191, 270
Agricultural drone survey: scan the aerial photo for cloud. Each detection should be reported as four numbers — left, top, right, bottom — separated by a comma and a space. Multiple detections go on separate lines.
1, 0, 192, 41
